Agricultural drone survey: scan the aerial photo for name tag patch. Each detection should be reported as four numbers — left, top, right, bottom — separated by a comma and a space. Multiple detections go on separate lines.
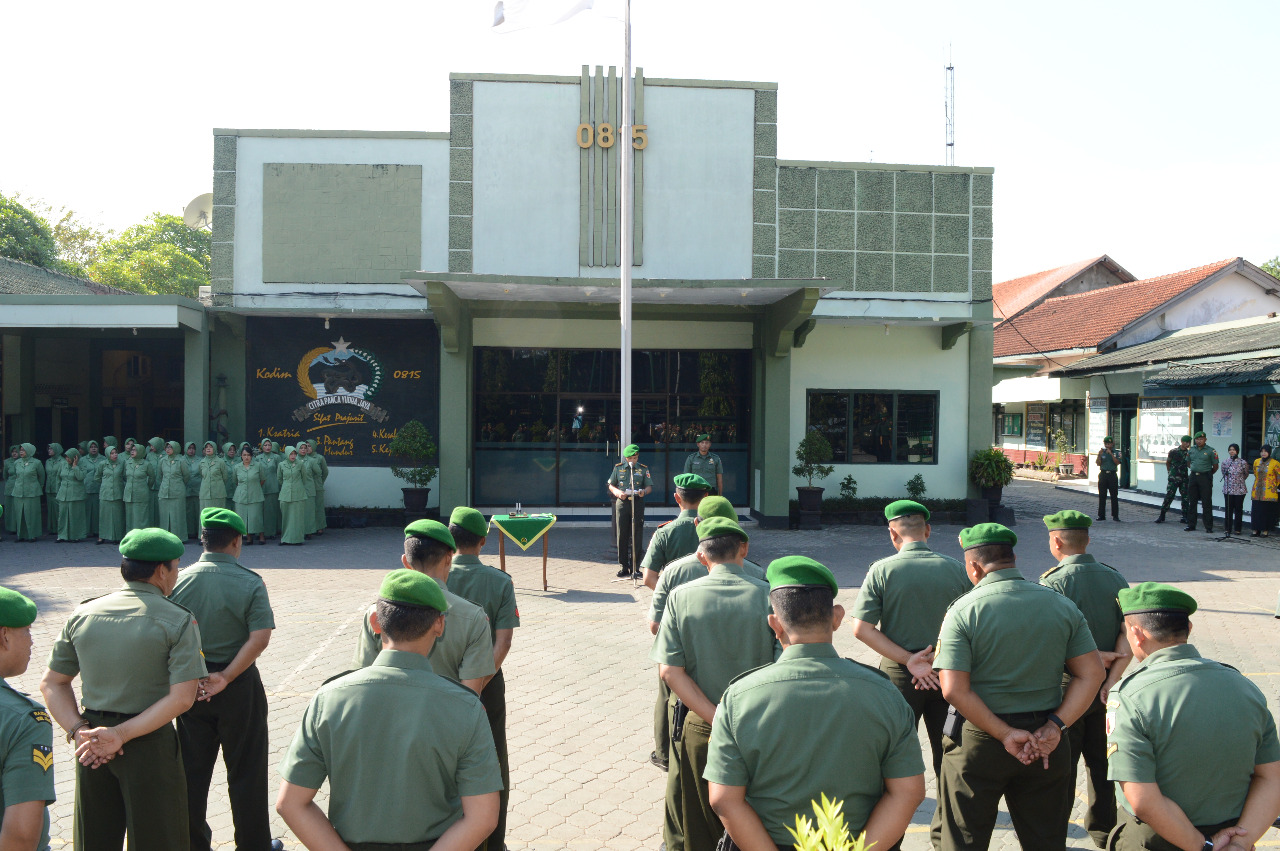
29, 709, 51, 725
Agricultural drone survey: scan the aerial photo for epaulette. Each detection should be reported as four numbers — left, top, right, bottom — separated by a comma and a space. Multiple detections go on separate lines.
656, 519, 673, 529
322, 669, 357, 686
79, 594, 107, 605
725, 662, 772, 687
1039, 565, 1063, 580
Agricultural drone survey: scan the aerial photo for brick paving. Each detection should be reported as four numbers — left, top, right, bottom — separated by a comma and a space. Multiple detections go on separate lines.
2, 478, 1278, 849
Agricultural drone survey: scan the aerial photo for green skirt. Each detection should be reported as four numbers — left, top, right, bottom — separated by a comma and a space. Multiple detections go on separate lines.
280, 499, 308, 544
234, 500, 264, 535
86, 493, 99, 536
186, 496, 200, 537
13, 496, 42, 539
301, 495, 316, 534
99, 498, 125, 542
3, 492, 15, 532
314, 486, 327, 531
125, 500, 151, 533
46, 494, 59, 535
157, 496, 187, 539
57, 499, 87, 541
262, 493, 280, 538
199, 497, 227, 513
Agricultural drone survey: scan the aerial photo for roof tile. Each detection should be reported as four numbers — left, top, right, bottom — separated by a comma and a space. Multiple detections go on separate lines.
0, 257, 129, 296
992, 255, 1131, 320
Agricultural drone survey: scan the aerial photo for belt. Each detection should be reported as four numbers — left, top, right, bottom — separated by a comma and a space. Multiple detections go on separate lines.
83, 709, 139, 721
344, 841, 437, 851
994, 710, 1051, 727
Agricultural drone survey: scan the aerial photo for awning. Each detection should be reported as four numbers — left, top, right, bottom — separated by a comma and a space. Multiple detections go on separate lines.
0, 295, 206, 332
1143, 356, 1280, 396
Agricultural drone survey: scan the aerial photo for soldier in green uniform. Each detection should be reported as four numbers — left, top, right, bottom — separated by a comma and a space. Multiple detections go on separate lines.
96, 446, 126, 545
683, 434, 724, 495
171, 508, 276, 851
122, 443, 154, 532
39, 527, 207, 851
1096, 436, 1122, 521
446, 506, 519, 851
183, 442, 203, 539
2, 445, 17, 538
849, 499, 969, 781
1037, 510, 1131, 848
0, 586, 56, 851
43, 443, 63, 537
706, 556, 926, 851
651, 516, 779, 851
1106, 582, 1280, 851
257, 438, 281, 540
1183, 431, 1220, 533
199, 441, 230, 512
607, 444, 652, 578
932, 523, 1104, 851
82, 440, 102, 539
55, 448, 88, 543
157, 440, 192, 541
1156, 436, 1192, 525
10, 445, 44, 542
277, 569, 502, 850
353, 520, 495, 694
642, 473, 710, 589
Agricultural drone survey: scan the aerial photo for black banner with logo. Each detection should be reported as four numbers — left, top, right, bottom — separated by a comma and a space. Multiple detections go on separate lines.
245, 318, 440, 466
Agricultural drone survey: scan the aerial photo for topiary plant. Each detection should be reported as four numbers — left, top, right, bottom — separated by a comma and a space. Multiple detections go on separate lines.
387, 420, 438, 487
792, 430, 836, 487
969, 447, 1014, 488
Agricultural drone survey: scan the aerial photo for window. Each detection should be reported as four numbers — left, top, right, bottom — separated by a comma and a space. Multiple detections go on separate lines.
1048, 400, 1084, 452
1001, 413, 1023, 436
806, 390, 939, 464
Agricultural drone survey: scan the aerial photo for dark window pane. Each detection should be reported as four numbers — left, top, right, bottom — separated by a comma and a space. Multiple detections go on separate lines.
564, 351, 616, 393
631, 350, 667, 394
850, 393, 893, 463
807, 392, 849, 463
896, 394, 937, 463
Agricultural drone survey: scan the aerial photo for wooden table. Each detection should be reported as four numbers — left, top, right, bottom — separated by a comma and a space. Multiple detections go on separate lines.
489, 514, 557, 591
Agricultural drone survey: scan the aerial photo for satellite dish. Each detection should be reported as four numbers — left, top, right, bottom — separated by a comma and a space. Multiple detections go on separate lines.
183, 193, 214, 230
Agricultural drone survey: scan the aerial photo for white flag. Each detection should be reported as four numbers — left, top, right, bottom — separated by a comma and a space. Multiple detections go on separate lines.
492, 0, 623, 33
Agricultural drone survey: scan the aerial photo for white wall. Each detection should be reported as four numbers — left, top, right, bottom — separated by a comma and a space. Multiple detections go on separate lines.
1117, 273, 1280, 348
325, 466, 435, 510
473, 317, 753, 349
789, 324, 969, 498
1135, 394, 1244, 493
991, 375, 1089, 406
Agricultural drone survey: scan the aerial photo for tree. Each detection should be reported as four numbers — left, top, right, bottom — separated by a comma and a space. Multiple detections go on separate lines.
1262, 256, 1280, 280
88, 213, 210, 297
0, 193, 58, 267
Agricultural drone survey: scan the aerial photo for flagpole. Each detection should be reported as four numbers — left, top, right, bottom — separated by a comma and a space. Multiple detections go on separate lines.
619, 0, 632, 457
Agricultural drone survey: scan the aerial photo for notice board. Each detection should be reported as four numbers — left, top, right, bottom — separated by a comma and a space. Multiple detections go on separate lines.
1026, 403, 1047, 448
1087, 395, 1108, 457
245, 318, 440, 466
1137, 397, 1190, 462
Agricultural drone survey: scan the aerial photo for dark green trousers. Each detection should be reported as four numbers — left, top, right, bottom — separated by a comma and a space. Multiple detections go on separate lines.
1159, 479, 1189, 521
478, 669, 508, 851
1068, 696, 1116, 848
654, 671, 671, 763
1106, 809, 1235, 851
664, 697, 685, 851
176, 663, 271, 851
667, 712, 721, 851
934, 714, 1073, 851
880, 658, 950, 780
1185, 472, 1214, 530
75, 711, 190, 851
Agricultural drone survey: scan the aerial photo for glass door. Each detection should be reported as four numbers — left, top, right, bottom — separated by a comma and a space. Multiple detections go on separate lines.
556, 397, 619, 504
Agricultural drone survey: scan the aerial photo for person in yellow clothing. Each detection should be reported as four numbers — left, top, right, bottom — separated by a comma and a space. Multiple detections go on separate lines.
1250, 444, 1279, 537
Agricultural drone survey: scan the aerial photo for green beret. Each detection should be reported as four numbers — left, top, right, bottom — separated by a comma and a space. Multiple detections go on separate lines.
0, 587, 37, 628
378, 569, 448, 613
767, 556, 838, 595
885, 499, 930, 522
200, 507, 247, 536
697, 496, 737, 521
1102, 435, 1113, 443
696, 433, 710, 442
404, 519, 456, 549
448, 507, 489, 538
674, 473, 711, 491
622, 444, 639, 457
119, 528, 186, 563
1118, 581, 1197, 616
1194, 431, 1206, 439
696, 515, 748, 542
1043, 510, 1092, 531
958, 523, 1017, 550
1181, 435, 1192, 443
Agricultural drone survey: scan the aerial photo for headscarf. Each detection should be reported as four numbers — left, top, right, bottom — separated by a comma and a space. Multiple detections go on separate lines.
148, 437, 165, 453
222, 442, 237, 457
103, 436, 117, 448
272, 441, 281, 453
166, 440, 182, 455
20, 443, 36, 459
283, 445, 298, 461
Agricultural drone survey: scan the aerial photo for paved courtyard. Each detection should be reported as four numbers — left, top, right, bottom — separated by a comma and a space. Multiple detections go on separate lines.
3, 479, 1279, 849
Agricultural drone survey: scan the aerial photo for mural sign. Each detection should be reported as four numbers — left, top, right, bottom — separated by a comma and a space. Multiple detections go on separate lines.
1137, 397, 1190, 462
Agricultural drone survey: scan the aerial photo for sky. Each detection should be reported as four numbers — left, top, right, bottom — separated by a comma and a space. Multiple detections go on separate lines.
3, 0, 1277, 282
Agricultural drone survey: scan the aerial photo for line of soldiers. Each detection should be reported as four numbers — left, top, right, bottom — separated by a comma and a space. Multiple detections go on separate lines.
0, 500, 519, 851
1, 438, 331, 546
636, 477, 1280, 851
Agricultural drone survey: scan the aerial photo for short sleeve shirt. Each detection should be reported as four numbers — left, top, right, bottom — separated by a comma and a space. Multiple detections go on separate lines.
683, 452, 723, 484
447, 555, 520, 644
1038, 554, 1127, 654
608, 462, 652, 493
648, 554, 765, 624
353, 589, 495, 683
1107, 644, 1280, 825
850, 542, 969, 653
641, 510, 700, 573
279, 650, 501, 844
933, 568, 1096, 713
170, 552, 276, 664
0, 681, 54, 851
47, 582, 208, 713
1187, 444, 1219, 473
704, 643, 924, 844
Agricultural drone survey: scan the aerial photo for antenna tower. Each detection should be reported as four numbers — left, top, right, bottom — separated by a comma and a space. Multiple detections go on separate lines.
944, 49, 955, 166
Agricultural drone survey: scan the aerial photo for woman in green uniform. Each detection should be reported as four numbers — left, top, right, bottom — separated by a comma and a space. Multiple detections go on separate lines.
184, 442, 202, 537
2, 445, 17, 535
11, 444, 45, 541
297, 442, 318, 537
97, 445, 126, 544
82, 441, 102, 539
222, 442, 239, 470
200, 441, 230, 511
156, 440, 191, 540
44, 443, 64, 536
122, 443, 154, 532
277, 445, 307, 545
306, 439, 329, 535
56, 447, 88, 542
145, 437, 165, 524
257, 438, 280, 539
233, 447, 267, 544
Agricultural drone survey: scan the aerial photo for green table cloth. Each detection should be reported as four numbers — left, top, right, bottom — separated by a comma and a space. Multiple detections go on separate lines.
490, 514, 556, 550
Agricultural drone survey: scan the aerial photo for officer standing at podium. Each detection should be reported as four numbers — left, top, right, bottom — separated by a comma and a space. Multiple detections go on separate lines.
608, 444, 652, 578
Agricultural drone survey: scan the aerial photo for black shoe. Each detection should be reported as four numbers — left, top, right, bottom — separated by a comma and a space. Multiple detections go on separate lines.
1253, 532, 1262, 537
1154, 516, 1165, 523
1112, 517, 1122, 522
1205, 528, 1214, 534
1183, 526, 1196, 531
649, 751, 669, 771
616, 568, 632, 578
1096, 516, 1105, 521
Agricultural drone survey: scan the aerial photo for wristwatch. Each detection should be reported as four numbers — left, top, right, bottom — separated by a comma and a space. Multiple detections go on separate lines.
1202, 838, 1214, 851
1047, 713, 1068, 734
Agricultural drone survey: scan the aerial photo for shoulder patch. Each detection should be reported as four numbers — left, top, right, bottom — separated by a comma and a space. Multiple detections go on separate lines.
1105, 742, 1118, 758
656, 519, 673, 529
29, 709, 51, 725
1039, 565, 1063, 580
32, 744, 52, 772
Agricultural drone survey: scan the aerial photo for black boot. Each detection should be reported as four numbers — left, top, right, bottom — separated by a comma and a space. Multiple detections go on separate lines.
1155, 513, 1166, 523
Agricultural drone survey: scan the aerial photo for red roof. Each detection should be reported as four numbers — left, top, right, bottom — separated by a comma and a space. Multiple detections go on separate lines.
993, 255, 1133, 321
993, 258, 1239, 358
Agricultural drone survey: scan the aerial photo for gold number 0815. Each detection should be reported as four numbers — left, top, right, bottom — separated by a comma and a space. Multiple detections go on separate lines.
576, 124, 648, 150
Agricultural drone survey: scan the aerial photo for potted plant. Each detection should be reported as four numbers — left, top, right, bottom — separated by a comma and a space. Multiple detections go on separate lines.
387, 419, 439, 515
1053, 428, 1076, 476
792, 430, 835, 513
969, 447, 1014, 519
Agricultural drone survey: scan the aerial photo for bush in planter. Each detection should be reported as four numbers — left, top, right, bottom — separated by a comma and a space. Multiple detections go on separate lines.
388, 420, 439, 489
969, 447, 1014, 489
792, 431, 836, 488
839, 474, 857, 501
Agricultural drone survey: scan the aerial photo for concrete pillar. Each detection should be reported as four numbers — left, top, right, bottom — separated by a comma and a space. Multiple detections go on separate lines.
183, 321, 210, 444
966, 302, 995, 498
436, 317, 472, 514
753, 347, 792, 527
